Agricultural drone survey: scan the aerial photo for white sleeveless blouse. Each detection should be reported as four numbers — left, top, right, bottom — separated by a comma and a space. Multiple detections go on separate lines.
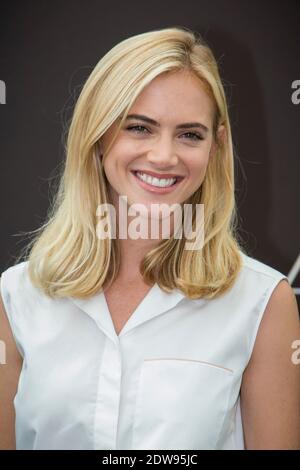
0, 251, 287, 450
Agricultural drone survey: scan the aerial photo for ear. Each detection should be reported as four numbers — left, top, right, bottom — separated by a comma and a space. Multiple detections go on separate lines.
210, 124, 226, 158
216, 124, 226, 146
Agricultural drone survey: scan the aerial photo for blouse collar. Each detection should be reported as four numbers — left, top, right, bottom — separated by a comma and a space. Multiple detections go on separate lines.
69, 283, 186, 344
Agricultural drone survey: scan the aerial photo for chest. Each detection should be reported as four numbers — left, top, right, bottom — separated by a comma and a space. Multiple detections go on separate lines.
103, 280, 154, 336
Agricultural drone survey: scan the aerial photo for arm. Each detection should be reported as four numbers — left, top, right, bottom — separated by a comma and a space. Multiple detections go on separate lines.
240, 279, 300, 449
0, 284, 23, 449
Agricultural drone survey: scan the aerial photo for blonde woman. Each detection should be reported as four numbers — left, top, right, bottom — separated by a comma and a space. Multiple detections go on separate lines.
0, 27, 299, 450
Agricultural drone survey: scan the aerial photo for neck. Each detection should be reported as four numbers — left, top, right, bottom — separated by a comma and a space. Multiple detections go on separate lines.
110, 192, 176, 280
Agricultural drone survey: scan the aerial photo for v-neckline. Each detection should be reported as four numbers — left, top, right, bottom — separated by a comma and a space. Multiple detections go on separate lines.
102, 281, 158, 337
69, 282, 186, 344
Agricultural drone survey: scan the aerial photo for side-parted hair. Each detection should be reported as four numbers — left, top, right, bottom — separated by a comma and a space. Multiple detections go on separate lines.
16, 26, 248, 299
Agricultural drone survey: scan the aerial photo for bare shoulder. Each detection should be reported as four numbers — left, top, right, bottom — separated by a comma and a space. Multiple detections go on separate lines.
253, 279, 300, 357
0, 279, 23, 449
240, 279, 300, 449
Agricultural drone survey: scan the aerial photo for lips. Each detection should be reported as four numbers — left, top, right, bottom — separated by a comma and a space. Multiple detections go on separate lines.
130, 170, 185, 194
131, 170, 185, 181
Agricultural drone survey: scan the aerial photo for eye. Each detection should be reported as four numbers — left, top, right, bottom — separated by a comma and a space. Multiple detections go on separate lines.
181, 132, 204, 141
126, 125, 149, 134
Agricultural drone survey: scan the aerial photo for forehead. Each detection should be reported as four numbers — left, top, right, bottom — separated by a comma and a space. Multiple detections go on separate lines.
130, 70, 215, 123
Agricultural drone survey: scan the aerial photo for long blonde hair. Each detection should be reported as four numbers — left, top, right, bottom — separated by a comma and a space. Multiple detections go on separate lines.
16, 26, 247, 299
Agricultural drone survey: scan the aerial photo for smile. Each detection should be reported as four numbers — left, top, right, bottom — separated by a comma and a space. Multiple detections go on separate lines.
130, 170, 185, 194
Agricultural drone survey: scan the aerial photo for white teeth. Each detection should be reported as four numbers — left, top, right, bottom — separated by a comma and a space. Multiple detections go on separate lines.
136, 171, 177, 187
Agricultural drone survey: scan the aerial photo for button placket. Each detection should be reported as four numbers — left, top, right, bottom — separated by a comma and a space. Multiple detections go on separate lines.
93, 337, 122, 450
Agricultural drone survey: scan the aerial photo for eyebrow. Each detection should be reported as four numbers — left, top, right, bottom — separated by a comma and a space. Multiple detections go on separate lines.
121, 114, 209, 133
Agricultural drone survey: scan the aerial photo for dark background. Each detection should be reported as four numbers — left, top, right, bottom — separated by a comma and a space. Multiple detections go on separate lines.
0, 0, 299, 303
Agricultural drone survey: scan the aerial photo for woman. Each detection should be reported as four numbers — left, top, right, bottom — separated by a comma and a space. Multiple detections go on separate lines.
0, 27, 299, 450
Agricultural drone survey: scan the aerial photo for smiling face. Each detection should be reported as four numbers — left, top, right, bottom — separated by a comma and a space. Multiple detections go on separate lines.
100, 70, 223, 215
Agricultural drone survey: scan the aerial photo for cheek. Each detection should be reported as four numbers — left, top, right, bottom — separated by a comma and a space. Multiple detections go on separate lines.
102, 150, 134, 192
107, 140, 138, 170
185, 150, 210, 177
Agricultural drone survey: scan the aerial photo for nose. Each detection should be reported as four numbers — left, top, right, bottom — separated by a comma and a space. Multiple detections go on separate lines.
146, 133, 179, 168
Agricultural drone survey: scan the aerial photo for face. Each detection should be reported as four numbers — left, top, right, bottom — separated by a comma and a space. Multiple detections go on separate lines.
100, 70, 224, 217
